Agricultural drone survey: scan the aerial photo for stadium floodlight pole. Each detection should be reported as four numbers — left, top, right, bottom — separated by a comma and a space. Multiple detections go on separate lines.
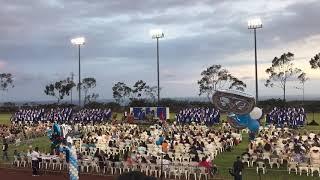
70, 72, 74, 104
71, 37, 85, 107
150, 29, 164, 107
150, 29, 165, 180
248, 17, 262, 105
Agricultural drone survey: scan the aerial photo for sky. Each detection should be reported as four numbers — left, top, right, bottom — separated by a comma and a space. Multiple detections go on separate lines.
1, 0, 320, 102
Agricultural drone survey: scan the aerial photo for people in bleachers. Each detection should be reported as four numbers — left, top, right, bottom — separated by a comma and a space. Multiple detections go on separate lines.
72, 108, 112, 123
266, 107, 306, 128
175, 107, 220, 125
43, 108, 73, 123
11, 108, 45, 123
11, 107, 112, 125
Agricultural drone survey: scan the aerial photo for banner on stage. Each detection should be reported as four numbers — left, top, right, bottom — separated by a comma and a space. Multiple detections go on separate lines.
129, 107, 170, 120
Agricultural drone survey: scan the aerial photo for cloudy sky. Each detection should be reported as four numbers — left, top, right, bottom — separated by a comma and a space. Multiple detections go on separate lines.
1, 0, 320, 102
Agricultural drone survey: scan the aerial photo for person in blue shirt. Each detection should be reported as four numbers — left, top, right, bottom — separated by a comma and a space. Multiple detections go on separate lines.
156, 135, 164, 146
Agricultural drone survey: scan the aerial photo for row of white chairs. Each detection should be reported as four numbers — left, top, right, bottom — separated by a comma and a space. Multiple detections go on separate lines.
79, 144, 221, 165
13, 156, 69, 171
288, 162, 320, 176
76, 158, 211, 180
254, 160, 320, 177
102, 162, 210, 180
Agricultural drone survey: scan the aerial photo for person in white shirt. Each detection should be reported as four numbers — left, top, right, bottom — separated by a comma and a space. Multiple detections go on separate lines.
31, 147, 40, 176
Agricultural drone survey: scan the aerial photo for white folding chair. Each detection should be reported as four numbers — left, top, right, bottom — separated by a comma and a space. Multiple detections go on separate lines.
198, 167, 208, 180
113, 162, 123, 174
309, 164, 320, 177
149, 164, 159, 178
242, 155, 250, 167
256, 162, 266, 174
103, 161, 114, 174
288, 162, 298, 174
298, 163, 309, 176
187, 166, 198, 180
140, 163, 149, 175
269, 158, 280, 168
13, 156, 20, 167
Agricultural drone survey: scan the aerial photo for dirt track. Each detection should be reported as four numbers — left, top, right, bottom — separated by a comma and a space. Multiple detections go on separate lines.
0, 168, 116, 180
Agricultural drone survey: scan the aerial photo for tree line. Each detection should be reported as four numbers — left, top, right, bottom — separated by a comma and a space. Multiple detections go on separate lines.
198, 52, 319, 102
44, 77, 97, 105
0, 51, 320, 106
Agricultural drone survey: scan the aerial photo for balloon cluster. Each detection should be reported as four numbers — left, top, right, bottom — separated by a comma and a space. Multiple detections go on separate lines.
212, 90, 262, 133
47, 122, 64, 152
60, 138, 79, 180
69, 149, 79, 180
227, 107, 262, 133
47, 123, 79, 180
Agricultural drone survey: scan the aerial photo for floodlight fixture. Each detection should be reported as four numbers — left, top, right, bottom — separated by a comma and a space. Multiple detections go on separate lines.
71, 37, 85, 45
248, 17, 262, 29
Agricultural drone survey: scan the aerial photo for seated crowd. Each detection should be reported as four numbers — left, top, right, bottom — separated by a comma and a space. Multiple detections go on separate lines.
12, 122, 242, 178
73, 123, 241, 176
7, 105, 316, 178
1, 123, 48, 143
0, 124, 16, 140
175, 107, 220, 125
243, 125, 320, 176
10, 108, 112, 125
266, 107, 306, 128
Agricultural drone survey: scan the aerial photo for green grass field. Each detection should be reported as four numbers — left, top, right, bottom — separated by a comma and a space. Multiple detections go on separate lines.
0, 113, 12, 125
1, 112, 320, 179
0, 136, 50, 163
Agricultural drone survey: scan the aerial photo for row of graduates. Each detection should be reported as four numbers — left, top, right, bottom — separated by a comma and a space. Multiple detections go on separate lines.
266, 107, 306, 127
175, 107, 220, 125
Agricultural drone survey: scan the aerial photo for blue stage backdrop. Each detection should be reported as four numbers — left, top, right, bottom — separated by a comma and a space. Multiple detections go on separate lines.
130, 107, 170, 120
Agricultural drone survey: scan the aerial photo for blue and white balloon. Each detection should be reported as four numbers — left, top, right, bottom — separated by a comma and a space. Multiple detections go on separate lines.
53, 122, 62, 136
248, 118, 260, 133
249, 107, 263, 120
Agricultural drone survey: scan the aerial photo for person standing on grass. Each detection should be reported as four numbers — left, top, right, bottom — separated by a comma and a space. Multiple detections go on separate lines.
232, 156, 244, 180
31, 147, 40, 176
2, 139, 9, 161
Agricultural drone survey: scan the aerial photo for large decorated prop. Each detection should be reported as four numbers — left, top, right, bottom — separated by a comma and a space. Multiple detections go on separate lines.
47, 123, 79, 180
213, 89, 262, 133
227, 113, 249, 130
212, 90, 255, 115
